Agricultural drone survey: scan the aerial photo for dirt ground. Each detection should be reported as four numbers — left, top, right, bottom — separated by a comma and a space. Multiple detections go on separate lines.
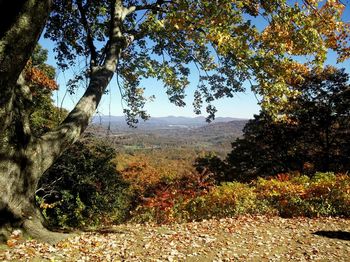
1, 215, 349, 261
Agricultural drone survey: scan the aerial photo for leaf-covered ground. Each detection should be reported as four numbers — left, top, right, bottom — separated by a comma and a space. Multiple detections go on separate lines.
1, 216, 349, 261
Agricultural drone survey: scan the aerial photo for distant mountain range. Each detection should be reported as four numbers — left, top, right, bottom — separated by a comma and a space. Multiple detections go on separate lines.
87, 116, 248, 155
92, 115, 247, 130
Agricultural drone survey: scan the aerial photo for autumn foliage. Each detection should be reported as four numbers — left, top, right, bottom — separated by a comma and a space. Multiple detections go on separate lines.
113, 148, 349, 224
131, 171, 350, 223
115, 150, 215, 223
25, 60, 58, 91
36, 135, 350, 228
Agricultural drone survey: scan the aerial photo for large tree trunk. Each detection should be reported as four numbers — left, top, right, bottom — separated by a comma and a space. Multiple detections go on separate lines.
0, 0, 56, 243
0, 0, 129, 243
0, 69, 117, 244
0, 148, 68, 244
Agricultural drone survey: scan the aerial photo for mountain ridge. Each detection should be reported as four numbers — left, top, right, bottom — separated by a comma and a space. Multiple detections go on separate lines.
92, 115, 248, 129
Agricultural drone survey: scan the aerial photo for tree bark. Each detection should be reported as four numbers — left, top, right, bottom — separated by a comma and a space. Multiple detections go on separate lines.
0, 0, 55, 243
0, 0, 130, 243
0, 0, 52, 136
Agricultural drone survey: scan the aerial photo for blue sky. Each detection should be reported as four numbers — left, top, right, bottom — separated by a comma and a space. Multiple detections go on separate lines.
39, 2, 350, 120
40, 37, 260, 119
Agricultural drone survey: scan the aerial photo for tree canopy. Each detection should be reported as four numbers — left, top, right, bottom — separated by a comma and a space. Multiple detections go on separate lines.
211, 67, 350, 182
45, 0, 350, 122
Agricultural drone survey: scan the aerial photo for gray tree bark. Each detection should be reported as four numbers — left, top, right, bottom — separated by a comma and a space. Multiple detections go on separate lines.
0, 0, 55, 243
0, 0, 130, 243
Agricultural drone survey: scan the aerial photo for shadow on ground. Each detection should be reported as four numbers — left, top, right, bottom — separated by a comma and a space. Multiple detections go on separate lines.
313, 230, 350, 241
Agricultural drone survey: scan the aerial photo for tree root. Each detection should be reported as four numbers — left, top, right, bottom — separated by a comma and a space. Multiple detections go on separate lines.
1, 218, 76, 245
22, 218, 75, 245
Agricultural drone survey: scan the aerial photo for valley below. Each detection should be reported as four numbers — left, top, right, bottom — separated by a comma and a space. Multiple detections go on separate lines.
88, 116, 247, 156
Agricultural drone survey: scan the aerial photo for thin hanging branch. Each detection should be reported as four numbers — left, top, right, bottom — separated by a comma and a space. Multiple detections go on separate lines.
76, 0, 98, 70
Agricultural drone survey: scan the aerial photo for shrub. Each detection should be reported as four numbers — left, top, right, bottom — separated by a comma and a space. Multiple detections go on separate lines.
129, 170, 215, 224
183, 182, 258, 220
36, 137, 132, 229
130, 172, 350, 223
255, 172, 350, 217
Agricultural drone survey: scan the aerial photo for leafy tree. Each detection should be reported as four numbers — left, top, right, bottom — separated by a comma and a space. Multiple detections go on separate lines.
223, 68, 350, 181
195, 152, 228, 183
1, 0, 350, 242
290, 67, 350, 172
225, 113, 301, 181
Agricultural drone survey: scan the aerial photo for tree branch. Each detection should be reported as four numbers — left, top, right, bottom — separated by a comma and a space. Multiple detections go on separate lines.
33, 0, 130, 176
125, 0, 174, 16
76, 0, 98, 70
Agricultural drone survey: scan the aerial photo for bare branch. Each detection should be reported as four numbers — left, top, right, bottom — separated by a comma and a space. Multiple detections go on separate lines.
77, 0, 98, 70
125, 0, 174, 16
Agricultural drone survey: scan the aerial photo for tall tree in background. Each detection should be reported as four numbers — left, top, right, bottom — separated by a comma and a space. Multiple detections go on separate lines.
0, 0, 349, 242
224, 112, 300, 181
291, 67, 350, 172
224, 67, 350, 181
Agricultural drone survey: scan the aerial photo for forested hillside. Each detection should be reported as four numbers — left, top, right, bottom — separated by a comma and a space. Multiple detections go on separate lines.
86, 119, 246, 155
